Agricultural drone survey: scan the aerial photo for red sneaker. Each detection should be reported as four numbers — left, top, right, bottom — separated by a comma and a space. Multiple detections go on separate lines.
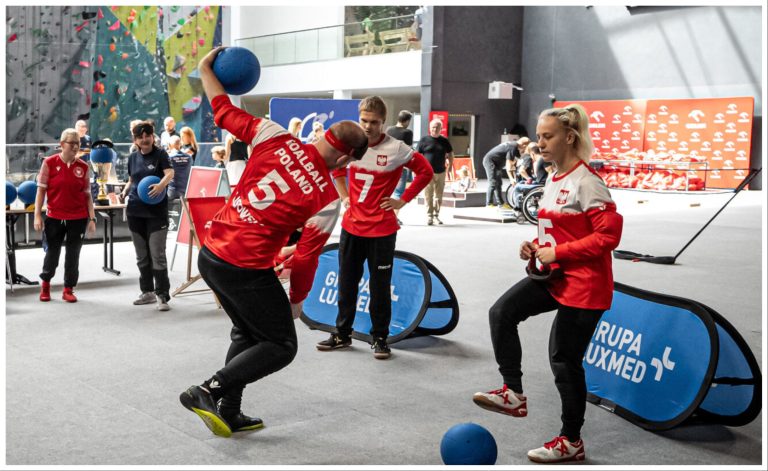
62, 287, 78, 303
40, 281, 51, 302
472, 384, 527, 417
527, 435, 585, 463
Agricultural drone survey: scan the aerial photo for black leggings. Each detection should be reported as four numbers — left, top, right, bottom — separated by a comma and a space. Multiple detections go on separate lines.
198, 247, 298, 408
489, 277, 603, 440
40, 216, 88, 288
336, 229, 396, 340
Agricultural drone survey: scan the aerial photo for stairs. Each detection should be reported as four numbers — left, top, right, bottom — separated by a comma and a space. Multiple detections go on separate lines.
416, 189, 486, 208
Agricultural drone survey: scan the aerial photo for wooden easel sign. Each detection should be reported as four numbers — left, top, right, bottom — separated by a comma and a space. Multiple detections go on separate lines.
176, 167, 230, 246
172, 195, 227, 300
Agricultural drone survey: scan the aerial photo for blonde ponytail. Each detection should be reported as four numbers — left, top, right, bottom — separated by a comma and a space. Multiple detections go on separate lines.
539, 104, 593, 163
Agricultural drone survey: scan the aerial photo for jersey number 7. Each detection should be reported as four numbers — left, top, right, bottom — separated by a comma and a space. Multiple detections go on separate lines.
354, 173, 374, 203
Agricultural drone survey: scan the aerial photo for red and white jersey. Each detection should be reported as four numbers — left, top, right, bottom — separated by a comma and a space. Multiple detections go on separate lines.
536, 160, 623, 310
205, 95, 340, 303
332, 134, 433, 237
37, 154, 91, 220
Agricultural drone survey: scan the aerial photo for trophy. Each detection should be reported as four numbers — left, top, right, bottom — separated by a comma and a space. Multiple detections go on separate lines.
90, 139, 116, 206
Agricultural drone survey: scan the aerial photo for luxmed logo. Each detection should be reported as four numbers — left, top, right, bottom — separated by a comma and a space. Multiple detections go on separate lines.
585, 320, 676, 384
317, 271, 399, 312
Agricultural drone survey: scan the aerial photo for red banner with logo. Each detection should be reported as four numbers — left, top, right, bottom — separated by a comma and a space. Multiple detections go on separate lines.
555, 99, 647, 154
644, 97, 753, 189
553, 97, 754, 189
428, 111, 449, 137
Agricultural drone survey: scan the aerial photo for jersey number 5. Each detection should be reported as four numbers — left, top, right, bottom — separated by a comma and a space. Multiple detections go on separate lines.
537, 218, 557, 248
248, 169, 290, 210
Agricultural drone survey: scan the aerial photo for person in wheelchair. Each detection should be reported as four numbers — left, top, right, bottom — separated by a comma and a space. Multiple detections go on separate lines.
510, 144, 551, 221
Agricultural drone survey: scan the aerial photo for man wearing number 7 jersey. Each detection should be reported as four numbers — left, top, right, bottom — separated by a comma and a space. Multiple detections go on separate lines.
179, 47, 369, 438
316, 96, 433, 359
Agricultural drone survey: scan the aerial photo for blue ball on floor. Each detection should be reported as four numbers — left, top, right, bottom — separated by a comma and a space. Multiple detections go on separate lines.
213, 47, 261, 95
440, 422, 498, 465
6, 181, 17, 206
17, 180, 37, 205
137, 175, 164, 205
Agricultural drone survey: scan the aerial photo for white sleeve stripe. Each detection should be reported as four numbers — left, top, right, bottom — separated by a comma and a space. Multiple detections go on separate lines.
305, 199, 341, 234
252, 121, 290, 148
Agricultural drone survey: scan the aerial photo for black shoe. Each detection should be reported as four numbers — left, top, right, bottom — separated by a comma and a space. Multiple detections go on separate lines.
179, 385, 233, 437
371, 337, 391, 359
316, 333, 352, 351
222, 411, 265, 432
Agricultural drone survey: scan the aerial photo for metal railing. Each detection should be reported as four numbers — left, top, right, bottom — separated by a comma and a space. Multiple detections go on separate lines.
5, 142, 223, 185
235, 14, 421, 67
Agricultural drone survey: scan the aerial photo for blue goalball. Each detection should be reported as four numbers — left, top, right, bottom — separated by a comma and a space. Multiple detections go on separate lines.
137, 175, 164, 205
213, 47, 261, 95
17, 180, 37, 206
440, 423, 498, 465
6, 181, 17, 206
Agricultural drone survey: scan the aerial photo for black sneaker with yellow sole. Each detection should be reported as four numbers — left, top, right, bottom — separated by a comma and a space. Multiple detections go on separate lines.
180, 385, 233, 437
222, 411, 265, 432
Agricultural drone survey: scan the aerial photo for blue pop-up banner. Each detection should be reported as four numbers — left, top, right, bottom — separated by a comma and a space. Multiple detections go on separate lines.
301, 244, 459, 344
269, 98, 361, 143
585, 282, 761, 430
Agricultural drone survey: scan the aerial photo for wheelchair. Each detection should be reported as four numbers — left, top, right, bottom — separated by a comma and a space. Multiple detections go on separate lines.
504, 181, 544, 225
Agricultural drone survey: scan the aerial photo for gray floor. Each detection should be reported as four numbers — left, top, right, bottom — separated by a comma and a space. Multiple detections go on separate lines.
4, 187, 765, 467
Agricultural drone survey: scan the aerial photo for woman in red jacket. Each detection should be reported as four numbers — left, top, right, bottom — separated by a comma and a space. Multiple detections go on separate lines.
473, 104, 623, 463
33, 128, 97, 302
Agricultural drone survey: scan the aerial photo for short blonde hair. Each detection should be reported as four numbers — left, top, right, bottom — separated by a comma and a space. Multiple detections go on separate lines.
60, 128, 78, 143
211, 146, 226, 157
538, 104, 593, 163
168, 135, 182, 149
358, 96, 387, 120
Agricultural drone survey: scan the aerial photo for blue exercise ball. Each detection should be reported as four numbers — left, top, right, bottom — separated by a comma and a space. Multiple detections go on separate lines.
213, 47, 261, 95
6, 181, 17, 205
440, 423, 498, 465
17, 180, 37, 205
90, 145, 115, 164
137, 175, 164, 205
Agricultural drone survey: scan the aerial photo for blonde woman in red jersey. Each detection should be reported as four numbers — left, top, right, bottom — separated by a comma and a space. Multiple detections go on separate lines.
33, 128, 97, 303
473, 104, 623, 463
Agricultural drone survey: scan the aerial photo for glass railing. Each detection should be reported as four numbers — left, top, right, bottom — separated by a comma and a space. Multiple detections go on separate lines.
5, 143, 223, 185
235, 14, 422, 67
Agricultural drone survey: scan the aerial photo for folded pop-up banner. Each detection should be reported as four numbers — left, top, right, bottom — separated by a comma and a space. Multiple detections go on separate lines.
585, 282, 761, 430
301, 244, 459, 344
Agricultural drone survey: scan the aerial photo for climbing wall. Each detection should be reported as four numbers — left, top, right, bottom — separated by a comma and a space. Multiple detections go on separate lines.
5, 5, 224, 180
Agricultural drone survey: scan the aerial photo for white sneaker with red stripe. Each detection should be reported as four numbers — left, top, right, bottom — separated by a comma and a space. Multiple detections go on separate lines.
527, 435, 585, 463
472, 384, 527, 417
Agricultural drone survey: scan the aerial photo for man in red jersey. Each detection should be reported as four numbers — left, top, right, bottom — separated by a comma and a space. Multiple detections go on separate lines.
316, 96, 433, 359
180, 47, 368, 438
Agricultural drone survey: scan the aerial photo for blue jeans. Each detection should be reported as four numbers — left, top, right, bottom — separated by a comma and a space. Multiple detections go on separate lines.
392, 168, 410, 199
511, 183, 539, 209
483, 160, 503, 206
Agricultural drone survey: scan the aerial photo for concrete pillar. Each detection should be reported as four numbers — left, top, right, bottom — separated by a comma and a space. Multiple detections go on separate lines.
333, 89, 352, 99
